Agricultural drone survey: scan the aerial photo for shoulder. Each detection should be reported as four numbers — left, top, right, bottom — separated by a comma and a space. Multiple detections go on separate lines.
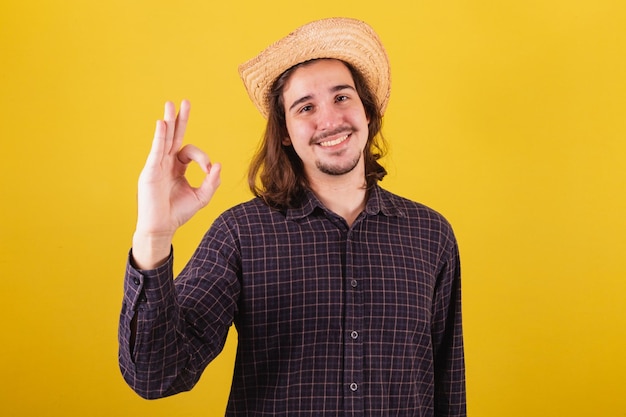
212, 197, 286, 232
377, 187, 457, 244
378, 188, 452, 225
222, 196, 274, 217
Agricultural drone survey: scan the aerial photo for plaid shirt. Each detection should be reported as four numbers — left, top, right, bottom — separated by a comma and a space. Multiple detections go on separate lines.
119, 186, 465, 416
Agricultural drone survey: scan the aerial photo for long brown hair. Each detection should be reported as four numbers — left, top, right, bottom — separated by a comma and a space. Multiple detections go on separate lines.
247, 59, 387, 209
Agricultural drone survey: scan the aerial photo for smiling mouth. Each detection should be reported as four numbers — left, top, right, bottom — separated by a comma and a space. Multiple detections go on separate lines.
319, 134, 350, 147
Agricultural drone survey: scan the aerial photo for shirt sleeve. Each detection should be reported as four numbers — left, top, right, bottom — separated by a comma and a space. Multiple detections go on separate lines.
431, 235, 466, 417
118, 217, 241, 399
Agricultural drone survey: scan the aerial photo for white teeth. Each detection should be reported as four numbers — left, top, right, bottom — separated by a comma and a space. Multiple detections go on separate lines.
319, 135, 349, 147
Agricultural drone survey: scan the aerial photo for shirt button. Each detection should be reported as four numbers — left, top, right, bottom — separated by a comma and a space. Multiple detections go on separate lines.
133, 277, 140, 285
351, 279, 358, 288
351, 331, 359, 340
350, 382, 358, 392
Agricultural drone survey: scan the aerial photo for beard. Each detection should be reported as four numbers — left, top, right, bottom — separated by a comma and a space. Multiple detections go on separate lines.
315, 152, 362, 176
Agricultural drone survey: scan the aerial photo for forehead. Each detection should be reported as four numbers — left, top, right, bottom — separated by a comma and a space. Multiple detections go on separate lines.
282, 59, 355, 94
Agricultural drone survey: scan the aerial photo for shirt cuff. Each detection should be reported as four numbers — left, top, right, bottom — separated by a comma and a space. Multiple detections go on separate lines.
124, 247, 175, 309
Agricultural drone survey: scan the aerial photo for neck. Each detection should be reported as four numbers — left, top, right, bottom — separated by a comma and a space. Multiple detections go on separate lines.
308, 171, 368, 227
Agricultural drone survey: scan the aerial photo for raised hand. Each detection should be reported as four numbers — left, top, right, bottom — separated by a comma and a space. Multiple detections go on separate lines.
132, 100, 221, 269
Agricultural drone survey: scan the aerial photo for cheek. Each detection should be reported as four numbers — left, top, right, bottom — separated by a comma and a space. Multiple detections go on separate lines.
285, 119, 311, 144
345, 105, 369, 126
359, 109, 370, 125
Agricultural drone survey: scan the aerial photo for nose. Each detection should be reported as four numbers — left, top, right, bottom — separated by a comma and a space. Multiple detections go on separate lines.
315, 103, 342, 131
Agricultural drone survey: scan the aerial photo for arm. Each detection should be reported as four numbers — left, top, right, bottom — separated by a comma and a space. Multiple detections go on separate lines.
118, 231, 240, 399
118, 101, 224, 398
432, 238, 466, 417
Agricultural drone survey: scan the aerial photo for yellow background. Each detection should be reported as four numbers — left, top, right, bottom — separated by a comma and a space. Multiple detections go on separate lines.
1, 0, 624, 416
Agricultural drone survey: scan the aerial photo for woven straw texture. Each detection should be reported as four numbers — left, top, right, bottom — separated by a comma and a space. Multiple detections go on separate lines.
239, 17, 391, 119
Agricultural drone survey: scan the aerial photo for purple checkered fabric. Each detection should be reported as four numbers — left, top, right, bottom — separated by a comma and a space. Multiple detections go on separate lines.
119, 186, 465, 416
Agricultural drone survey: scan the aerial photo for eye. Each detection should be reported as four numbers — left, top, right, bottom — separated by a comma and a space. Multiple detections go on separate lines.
336, 95, 349, 102
299, 104, 313, 113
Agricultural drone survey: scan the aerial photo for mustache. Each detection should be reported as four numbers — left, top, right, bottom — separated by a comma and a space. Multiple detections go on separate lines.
310, 126, 354, 145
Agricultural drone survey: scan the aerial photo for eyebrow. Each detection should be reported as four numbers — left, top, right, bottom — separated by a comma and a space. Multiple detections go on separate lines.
287, 84, 357, 112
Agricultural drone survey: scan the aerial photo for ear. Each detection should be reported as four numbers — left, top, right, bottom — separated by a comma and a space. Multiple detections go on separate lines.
282, 137, 292, 146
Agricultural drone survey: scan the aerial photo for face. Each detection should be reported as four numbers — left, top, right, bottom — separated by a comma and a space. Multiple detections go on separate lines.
281, 59, 370, 181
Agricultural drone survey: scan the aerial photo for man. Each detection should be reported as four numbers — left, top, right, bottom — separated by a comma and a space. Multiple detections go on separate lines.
119, 17, 466, 416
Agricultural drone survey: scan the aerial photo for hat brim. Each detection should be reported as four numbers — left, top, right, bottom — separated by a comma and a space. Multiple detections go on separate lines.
239, 17, 391, 119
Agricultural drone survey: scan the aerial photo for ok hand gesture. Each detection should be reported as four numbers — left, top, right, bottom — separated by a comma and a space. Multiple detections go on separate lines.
132, 100, 221, 269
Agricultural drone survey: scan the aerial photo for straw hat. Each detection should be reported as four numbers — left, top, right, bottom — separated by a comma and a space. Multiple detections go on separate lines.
238, 17, 391, 119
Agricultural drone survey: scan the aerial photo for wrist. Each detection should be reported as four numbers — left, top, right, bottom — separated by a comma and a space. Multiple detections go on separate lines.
131, 231, 174, 270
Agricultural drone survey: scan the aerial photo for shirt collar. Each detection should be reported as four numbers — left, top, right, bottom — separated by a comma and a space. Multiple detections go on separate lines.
285, 185, 405, 221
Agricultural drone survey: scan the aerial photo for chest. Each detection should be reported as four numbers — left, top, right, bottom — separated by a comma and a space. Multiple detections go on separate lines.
235, 216, 440, 336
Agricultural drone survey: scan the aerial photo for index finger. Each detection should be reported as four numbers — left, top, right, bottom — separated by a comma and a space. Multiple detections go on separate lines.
177, 144, 211, 173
